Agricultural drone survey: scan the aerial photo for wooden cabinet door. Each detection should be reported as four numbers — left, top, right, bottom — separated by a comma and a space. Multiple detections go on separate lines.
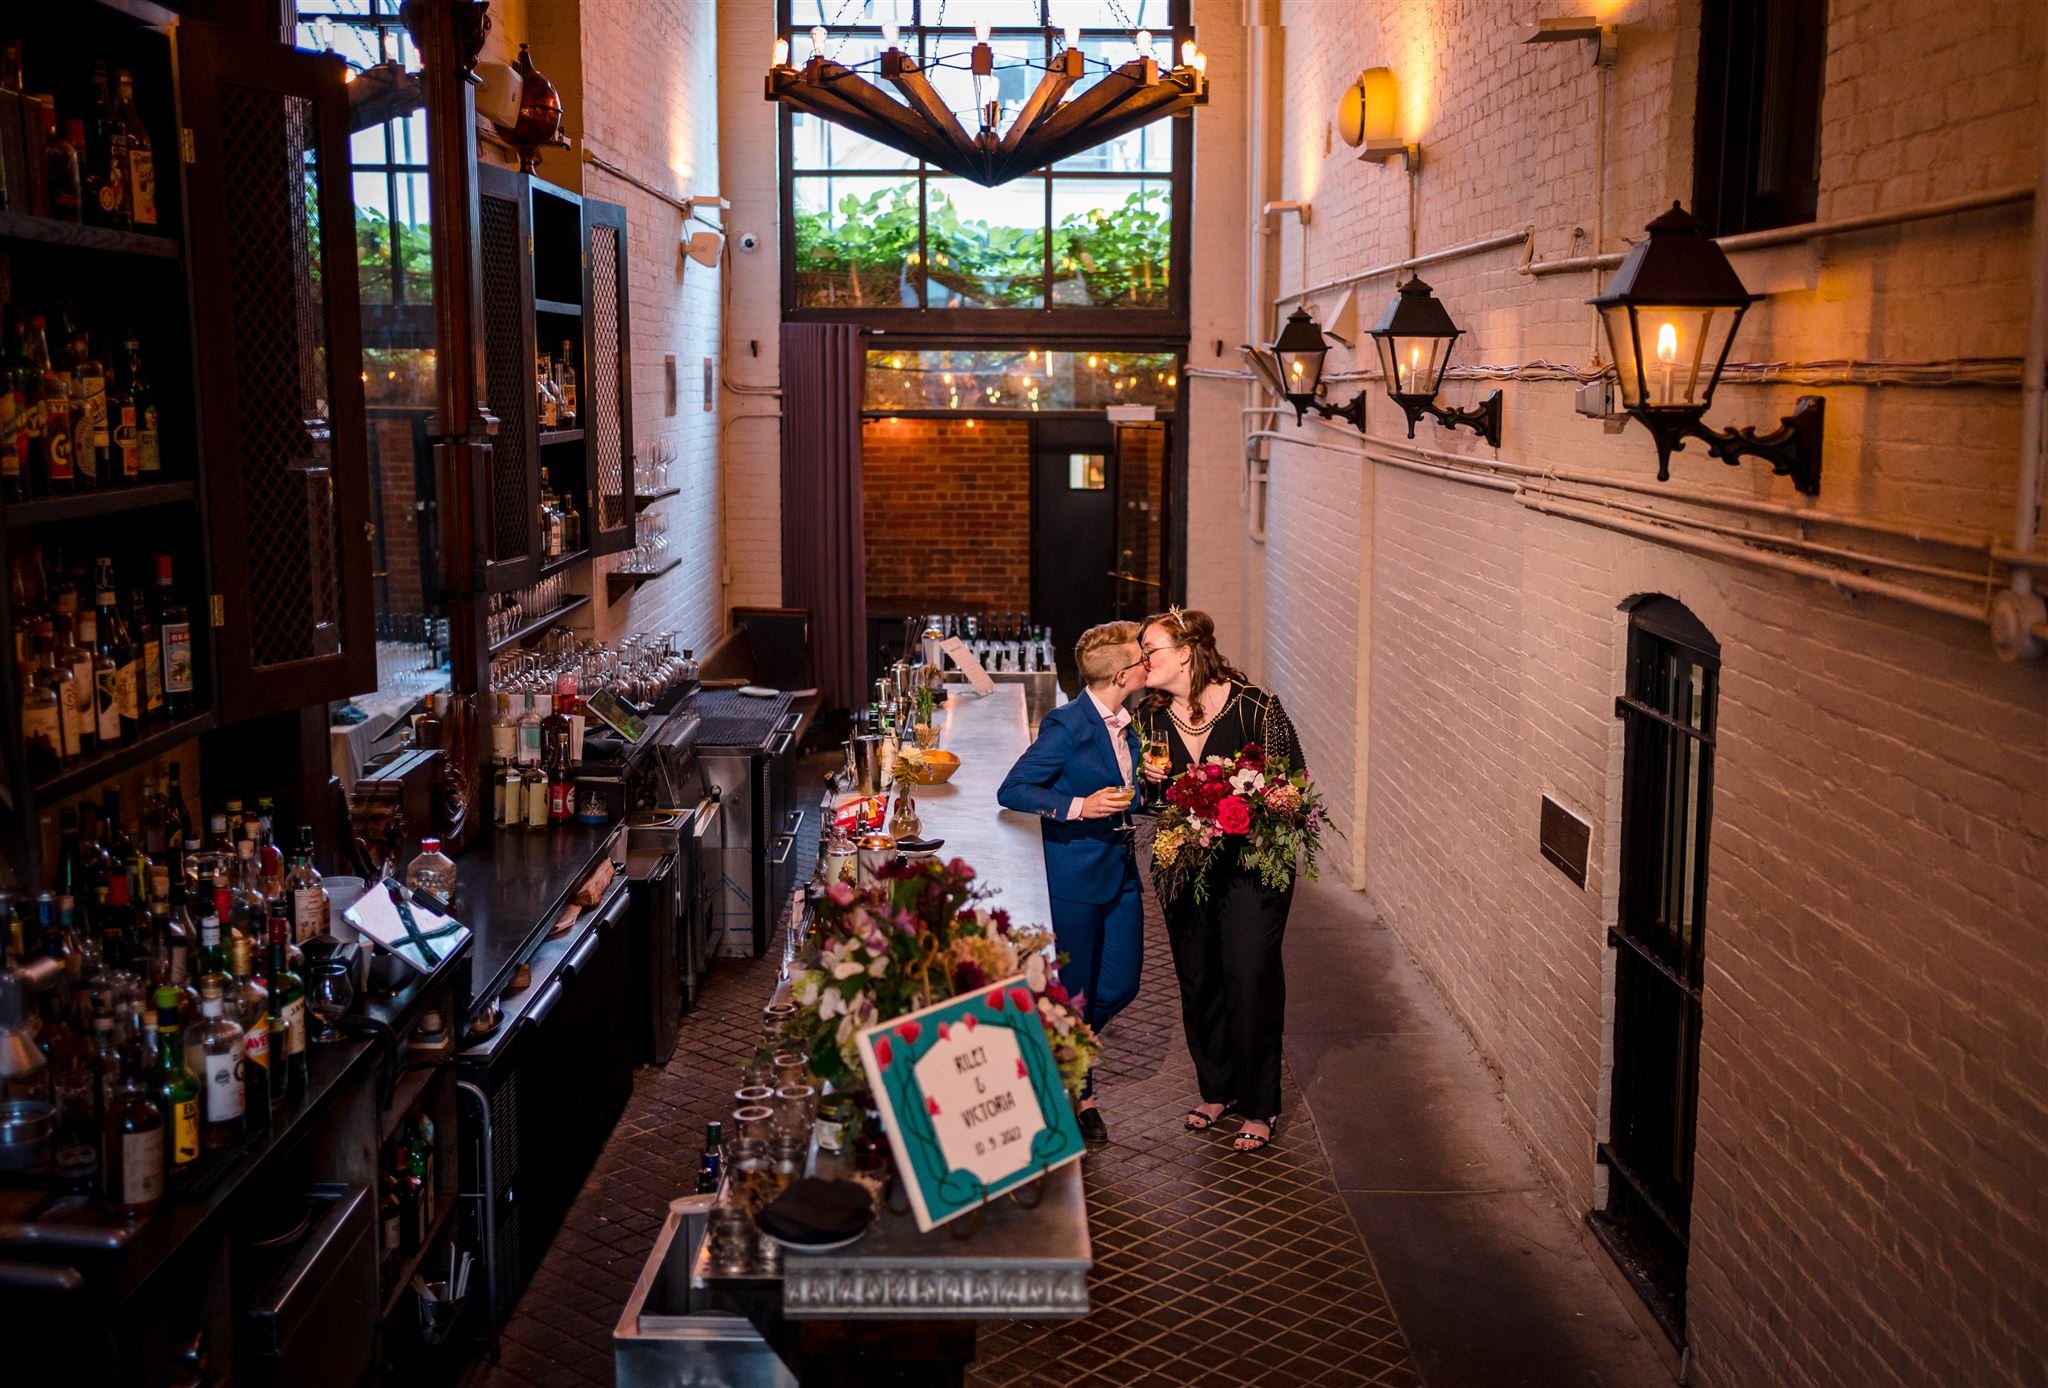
581, 198, 635, 558
179, 22, 374, 719
477, 162, 541, 592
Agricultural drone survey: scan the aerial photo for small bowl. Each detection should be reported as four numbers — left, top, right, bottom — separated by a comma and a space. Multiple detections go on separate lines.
896, 836, 945, 858
901, 750, 961, 785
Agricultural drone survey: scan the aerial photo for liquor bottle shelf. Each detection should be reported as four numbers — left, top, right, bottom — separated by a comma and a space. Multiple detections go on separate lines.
0, 209, 182, 260
488, 594, 591, 655
606, 558, 680, 601
537, 547, 589, 581
539, 428, 585, 446
34, 709, 219, 803
2, 479, 197, 529
633, 486, 680, 509
534, 297, 584, 317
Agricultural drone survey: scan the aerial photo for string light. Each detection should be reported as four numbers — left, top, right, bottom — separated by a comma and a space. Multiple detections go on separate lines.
974, 17, 991, 42
809, 26, 826, 58
1065, 23, 1081, 50
881, 20, 899, 47
772, 36, 789, 66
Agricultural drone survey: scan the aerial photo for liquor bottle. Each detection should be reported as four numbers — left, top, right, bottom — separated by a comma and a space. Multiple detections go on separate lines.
84, 604, 121, 749
406, 1121, 433, 1231
195, 976, 244, 1148
57, 611, 95, 758
536, 352, 559, 428
46, 113, 81, 223
266, 901, 306, 1098
85, 1003, 122, 1117
154, 554, 192, 716
97, 567, 138, 739
165, 762, 195, 853
152, 985, 200, 1173
109, 357, 136, 483
111, 70, 155, 227
288, 827, 328, 943
515, 692, 542, 766
160, 868, 192, 986
194, 909, 230, 983
70, 330, 109, 490
489, 691, 515, 765
22, 647, 62, 778
103, 1047, 164, 1219
130, 586, 161, 720
229, 934, 272, 1116
522, 761, 548, 829
0, 314, 29, 502
32, 318, 74, 493
496, 759, 522, 829
695, 1120, 722, 1193
404, 837, 456, 901
83, 62, 115, 225
125, 338, 158, 476
409, 1107, 437, 1214
233, 840, 266, 935
557, 339, 578, 425
255, 799, 285, 895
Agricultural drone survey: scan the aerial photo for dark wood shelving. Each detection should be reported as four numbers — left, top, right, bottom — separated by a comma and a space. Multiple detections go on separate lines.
633, 486, 680, 510
606, 558, 680, 601
537, 547, 588, 581
539, 428, 584, 446
380, 1194, 461, 1321
488, 594, 590, 655
534, 297, 583, 317
3, 480, 196, 529
0, 209, 181, 260
34, 711, 220, 804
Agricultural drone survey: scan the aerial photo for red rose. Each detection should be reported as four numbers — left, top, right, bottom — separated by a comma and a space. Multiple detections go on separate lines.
1046, 981, 1071, 1007
1217, 795, 1253, 835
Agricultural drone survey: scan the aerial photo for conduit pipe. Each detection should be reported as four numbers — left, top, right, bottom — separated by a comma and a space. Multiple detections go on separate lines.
1522, 184, 2034, 276
1277, 227, 1534, 306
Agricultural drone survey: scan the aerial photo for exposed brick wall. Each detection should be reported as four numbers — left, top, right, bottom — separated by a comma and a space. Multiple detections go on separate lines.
861, 417, 1031, 614
1232, 2, 2048, 1386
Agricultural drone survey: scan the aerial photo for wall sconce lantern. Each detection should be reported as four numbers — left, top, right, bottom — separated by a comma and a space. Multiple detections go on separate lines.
1243, 305, 1367, 431
1368, 276, 1503, 447
1590, 202, 1824, 495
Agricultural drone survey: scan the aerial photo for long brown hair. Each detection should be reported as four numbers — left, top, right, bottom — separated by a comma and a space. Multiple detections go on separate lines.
1139, 608, 1248, 724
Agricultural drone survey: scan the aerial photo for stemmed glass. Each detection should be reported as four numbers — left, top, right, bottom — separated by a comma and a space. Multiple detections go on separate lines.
308, 959, 355, 1043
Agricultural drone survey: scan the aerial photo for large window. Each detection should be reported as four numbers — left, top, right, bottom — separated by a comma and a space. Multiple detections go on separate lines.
1693, 0, 1826, 235
1594, 596, 1718, 1346
783, 1, 1187, 332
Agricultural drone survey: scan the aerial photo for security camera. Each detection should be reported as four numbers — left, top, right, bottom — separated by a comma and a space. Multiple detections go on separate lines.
738, 232, 761, 253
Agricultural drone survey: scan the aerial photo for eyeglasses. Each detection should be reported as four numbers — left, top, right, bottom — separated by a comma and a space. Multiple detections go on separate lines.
1117, 652, 1153, 674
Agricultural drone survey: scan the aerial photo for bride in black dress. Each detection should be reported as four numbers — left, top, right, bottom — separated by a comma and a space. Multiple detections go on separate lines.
1135, 608, 1302, 1153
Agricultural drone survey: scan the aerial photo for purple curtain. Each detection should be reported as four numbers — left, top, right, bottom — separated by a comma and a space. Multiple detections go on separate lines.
779, 323, 868, 709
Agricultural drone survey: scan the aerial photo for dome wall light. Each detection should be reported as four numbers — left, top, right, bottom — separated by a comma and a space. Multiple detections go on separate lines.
1588, 202, 1824, 495
1339, 67, 1416, 168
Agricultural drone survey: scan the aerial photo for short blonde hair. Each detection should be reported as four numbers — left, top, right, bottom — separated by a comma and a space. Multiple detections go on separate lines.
1075, 621, 1140, 686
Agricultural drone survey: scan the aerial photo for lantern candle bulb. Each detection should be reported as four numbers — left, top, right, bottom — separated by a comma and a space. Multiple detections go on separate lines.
1655, 321, 1678, 406
975, 18, 991, 42
881, 20, 899, 47
773, 36, 789, 66
1136, 29, 1153, 59
809, 26, 827, 58
1065, 24, 1081, 51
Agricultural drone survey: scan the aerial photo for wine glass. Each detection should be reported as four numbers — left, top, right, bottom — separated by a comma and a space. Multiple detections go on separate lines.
308, 959, 355, 1043
1142, 733, 1172, 804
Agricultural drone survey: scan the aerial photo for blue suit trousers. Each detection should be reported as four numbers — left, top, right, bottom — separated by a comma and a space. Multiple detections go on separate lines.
1051, 860, 1144, 1098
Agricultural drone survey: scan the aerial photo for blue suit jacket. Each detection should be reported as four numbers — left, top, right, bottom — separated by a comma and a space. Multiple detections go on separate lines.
996, 693, 1141, 907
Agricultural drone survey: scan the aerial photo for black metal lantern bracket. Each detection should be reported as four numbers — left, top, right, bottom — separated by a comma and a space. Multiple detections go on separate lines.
1386, 386, 1504, 449
1628, 395, 1825, 496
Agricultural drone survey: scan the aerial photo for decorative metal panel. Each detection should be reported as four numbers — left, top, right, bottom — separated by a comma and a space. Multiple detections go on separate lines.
588, 223, 627, 533
480, 192, 533, 566
220, 84, 342, 668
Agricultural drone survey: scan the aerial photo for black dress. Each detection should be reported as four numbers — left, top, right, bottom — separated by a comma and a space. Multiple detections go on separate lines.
1142, 682, 1302, 1122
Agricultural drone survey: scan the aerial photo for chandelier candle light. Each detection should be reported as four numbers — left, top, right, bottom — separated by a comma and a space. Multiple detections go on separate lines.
766, 18, 1208, 188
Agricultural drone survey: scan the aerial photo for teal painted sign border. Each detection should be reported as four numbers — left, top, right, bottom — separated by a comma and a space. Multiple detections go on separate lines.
855, 974, 1087, 1232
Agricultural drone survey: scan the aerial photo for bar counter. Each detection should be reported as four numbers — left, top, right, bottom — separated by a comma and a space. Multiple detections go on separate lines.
910, 681, 1055, 929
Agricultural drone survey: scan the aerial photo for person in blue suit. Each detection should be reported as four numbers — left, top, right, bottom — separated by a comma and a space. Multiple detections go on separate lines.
996, 620, 1147, 1145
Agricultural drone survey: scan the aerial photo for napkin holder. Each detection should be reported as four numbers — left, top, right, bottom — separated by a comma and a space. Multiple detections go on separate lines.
342, 879, 470, 994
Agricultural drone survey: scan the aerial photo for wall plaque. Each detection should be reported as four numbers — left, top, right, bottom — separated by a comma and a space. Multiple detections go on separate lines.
1540, 795, 1590, 888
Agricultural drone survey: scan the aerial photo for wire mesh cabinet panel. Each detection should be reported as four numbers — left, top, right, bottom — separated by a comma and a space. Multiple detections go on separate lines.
581, 198, 635, 557
181, 23, 373, 718
477, 162, 541, 592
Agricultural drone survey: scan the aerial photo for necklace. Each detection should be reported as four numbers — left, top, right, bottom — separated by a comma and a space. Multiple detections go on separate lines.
1169, 685, 1229, 733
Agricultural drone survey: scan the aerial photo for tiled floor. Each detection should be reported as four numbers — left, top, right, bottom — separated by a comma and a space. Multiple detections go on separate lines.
476, 885, 1423, 1387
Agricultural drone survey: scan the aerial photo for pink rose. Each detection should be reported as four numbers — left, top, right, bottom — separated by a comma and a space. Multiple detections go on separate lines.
1217, 795, 1253, 835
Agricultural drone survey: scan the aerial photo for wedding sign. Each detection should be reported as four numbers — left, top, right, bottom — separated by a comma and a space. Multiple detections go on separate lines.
938, 636, 997, 696
854, 975, 1087, 1231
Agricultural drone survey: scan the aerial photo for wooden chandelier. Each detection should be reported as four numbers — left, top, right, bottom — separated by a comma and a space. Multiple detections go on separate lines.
765, 27, 1209, 189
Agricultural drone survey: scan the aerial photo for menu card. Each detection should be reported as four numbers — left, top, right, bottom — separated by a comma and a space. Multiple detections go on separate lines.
939, 636, 997, 696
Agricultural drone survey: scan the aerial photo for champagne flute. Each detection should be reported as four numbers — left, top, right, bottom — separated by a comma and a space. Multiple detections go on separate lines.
1142, 733, 1172, 805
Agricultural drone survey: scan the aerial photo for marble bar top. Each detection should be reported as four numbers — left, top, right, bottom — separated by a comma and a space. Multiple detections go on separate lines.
909, 682, 1054, 930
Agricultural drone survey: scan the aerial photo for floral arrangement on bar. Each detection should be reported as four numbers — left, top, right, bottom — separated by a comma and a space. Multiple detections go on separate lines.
788, 857, 1101, 1097
1151, 743, 1330, 904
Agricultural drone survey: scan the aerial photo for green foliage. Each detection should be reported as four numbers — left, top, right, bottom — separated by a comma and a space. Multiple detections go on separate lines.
793, 183, 1170, 308
356, 207, 434, 303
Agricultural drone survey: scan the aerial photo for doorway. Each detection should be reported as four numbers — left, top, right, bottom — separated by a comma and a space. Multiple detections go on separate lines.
1030, 418, 1171, 688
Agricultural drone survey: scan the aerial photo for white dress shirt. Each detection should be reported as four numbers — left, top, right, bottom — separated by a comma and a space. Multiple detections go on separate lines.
1068, 685, 1134, 821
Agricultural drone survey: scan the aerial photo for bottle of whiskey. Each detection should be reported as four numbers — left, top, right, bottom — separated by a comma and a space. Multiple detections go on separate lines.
84, 62, 116, 226
103, 1048, 164, 1219
22, 646, 62, 778
70, 330, 109, 491
152, 985, 200, 1173
287, 827, 328, 943
110, 70, 155, 228
229, 933, 273, 1116
557, 339, 578, 425
84, 602, 121, 749
195, 976, 245, 1148
32, 318, 74, 494
56, 606, 94, 757
97, 565, 139, 739
267, 901, 306, 1099
154, 554, 192, 717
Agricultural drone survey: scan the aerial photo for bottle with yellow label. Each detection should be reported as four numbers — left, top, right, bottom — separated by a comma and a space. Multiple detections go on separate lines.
152, 985, 200, 1172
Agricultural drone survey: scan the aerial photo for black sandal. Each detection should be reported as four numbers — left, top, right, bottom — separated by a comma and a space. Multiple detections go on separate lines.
1184, 1102, 1237, 1131
1232, 1116, 1278, 1152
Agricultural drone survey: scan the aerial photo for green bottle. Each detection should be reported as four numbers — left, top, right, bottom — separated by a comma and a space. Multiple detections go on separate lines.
152, 984, 200, 1171
266, 900, 306, 1098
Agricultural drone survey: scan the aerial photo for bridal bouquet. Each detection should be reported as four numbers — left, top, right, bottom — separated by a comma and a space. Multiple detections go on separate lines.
787, 856, 1101, 1097
1151, 743, 1329, 904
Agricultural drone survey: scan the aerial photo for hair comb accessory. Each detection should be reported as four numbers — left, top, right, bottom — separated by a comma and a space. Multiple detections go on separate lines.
1167, 604, 1187, 632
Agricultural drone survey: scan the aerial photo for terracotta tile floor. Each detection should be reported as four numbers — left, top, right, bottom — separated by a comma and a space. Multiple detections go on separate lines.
477, 888, 1420, 1388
